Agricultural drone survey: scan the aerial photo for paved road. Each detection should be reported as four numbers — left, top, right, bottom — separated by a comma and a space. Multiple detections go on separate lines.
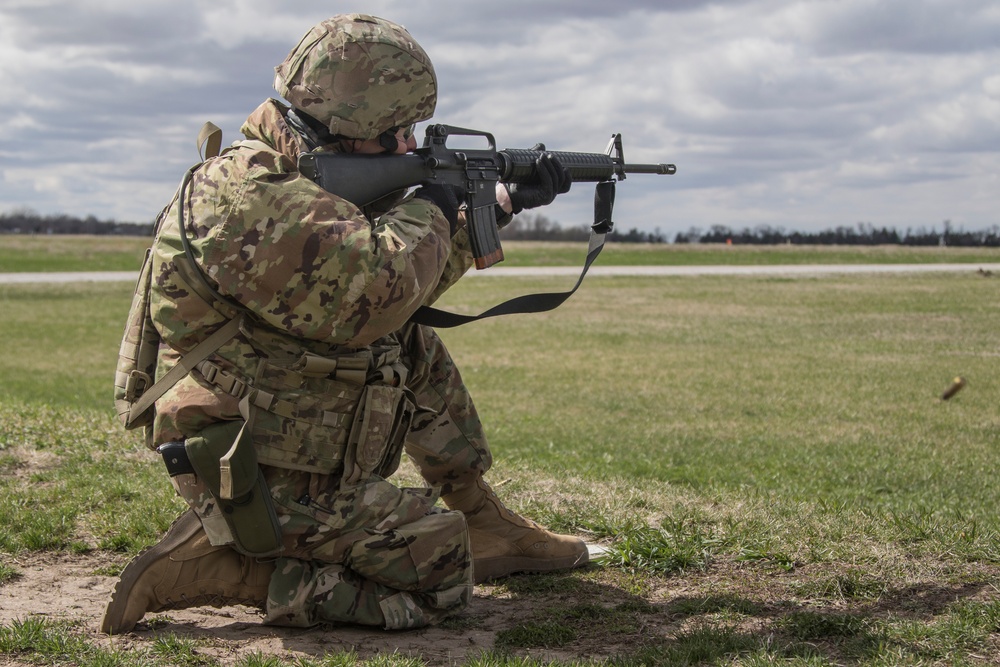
2, 263, 999, 284
468, 263, 1000, 277
0, 271, 141, 284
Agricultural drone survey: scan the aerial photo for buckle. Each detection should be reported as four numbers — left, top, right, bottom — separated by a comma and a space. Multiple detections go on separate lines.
229, 376, 248, 397
124, 370, 152, 401
200, 362, 219, 384
216, 369, 247, 397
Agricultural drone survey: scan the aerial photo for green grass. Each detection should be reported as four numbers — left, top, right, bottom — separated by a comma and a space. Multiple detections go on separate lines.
0, 235, 149, 272
3, 251, 1000, 665
599, 520, 721, 574
438, 273, 1000, 525
2, 235, 999, 273
0, 282, 130, 409
0, 401, 184, 553
0, 563, 19, 585
498, 240, 1000, 267
0, 616, 431, 666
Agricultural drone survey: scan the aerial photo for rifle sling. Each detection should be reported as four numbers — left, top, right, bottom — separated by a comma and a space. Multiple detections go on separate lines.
409, 180, 616, 329
409, 228, 608, 328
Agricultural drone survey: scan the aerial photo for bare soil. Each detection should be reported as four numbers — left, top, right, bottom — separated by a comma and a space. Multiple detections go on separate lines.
4, 549, 1000, 666
0, 550, 642, 665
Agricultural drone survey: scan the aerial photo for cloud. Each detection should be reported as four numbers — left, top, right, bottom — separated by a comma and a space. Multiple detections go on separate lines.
0, 0, 997, 235
777, 0, 1000, 55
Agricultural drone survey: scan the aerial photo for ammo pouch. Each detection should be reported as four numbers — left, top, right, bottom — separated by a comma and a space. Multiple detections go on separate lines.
343, 383, 414, 486
180, 420, 283, 557
236, 350, 414, 485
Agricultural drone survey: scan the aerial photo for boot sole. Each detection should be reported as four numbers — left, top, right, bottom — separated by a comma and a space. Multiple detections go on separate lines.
100, 510, 201, 634
473, 551, 589, 583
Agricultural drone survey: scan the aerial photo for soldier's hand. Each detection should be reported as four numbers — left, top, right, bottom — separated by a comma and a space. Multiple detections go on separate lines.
414, 183, 466, 235
505, 153, 573, 214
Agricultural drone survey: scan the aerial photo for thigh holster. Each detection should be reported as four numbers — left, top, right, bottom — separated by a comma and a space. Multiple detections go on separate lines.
159, 420, 283, 557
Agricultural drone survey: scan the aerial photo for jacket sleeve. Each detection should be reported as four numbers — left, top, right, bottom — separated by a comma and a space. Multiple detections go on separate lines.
192, 156, 454, 347
421, 225, 475, 307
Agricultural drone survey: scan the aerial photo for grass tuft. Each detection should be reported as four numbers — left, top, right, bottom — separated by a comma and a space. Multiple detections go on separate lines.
793, 570, 890, 601
0, 616, 139, 665
599, 520, 721, 575
151, 632, 212, 666
0, 563, 21, 584
495, 620, 578, 650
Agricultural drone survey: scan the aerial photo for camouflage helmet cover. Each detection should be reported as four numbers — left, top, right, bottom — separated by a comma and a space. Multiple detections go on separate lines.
274, 14, 437, 141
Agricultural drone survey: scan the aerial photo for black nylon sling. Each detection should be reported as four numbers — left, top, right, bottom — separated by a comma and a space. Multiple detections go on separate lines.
409, 181, 616, 328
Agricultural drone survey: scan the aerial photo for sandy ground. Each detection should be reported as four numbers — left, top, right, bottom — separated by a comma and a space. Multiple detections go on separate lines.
0, 549, 617, 665
6, 549, 1000, 665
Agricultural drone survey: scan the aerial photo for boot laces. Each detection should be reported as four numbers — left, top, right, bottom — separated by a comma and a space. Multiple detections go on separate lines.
486, 490, 541, 530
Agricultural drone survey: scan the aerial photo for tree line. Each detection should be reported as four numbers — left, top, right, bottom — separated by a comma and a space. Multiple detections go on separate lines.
673, 222, 1000, 247
0, 209, 153, 236
499, 214, 669, 243
3, 209, 998, 247
502, 217, 1000, 247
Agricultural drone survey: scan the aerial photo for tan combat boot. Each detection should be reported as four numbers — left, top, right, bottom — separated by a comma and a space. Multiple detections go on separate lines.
443, 477, 588, 583
100, 510, 275, 634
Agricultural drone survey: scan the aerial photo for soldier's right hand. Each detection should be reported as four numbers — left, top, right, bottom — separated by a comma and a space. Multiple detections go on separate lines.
414, 183, 467, 236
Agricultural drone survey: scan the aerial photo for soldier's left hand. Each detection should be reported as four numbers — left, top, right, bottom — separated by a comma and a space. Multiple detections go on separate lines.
504, 153, 573, 214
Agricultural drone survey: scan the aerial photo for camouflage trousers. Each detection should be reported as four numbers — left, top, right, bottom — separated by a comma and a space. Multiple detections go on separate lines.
171, 323, 492, 629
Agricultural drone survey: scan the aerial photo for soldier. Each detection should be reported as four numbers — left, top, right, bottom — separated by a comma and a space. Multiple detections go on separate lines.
101, 13, 583, 634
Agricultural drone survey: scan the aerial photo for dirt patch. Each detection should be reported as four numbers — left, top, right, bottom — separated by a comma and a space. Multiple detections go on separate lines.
3, 552, 1000, 665
1, 551, 625, 665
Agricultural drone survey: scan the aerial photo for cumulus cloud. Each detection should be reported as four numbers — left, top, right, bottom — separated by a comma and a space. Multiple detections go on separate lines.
0, 0, 997, 235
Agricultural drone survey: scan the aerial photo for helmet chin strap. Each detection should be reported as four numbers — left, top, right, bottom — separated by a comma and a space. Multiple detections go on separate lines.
289, 108, 402, 155
286, 108, 339, 151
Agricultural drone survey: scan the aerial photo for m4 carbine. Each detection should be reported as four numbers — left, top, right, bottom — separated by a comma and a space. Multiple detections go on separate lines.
299, 124, 676, 269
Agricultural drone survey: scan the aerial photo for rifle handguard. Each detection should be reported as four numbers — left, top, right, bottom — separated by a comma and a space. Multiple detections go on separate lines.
298, 125, 676, 270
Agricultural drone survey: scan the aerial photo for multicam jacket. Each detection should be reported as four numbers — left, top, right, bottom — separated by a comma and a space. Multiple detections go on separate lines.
149, 98, 474, 465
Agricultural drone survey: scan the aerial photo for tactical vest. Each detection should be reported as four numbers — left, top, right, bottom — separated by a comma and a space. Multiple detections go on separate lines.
113, 127, 413, 482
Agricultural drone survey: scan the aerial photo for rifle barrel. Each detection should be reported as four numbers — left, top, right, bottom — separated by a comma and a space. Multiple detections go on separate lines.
498, 149, 675, 182
624, 163, 677, 175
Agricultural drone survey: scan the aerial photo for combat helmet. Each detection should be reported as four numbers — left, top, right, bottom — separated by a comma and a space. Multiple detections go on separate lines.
274, 14, 436, 141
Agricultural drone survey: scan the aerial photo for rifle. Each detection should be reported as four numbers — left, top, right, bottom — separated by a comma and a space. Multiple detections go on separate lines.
298, 124, 676, 270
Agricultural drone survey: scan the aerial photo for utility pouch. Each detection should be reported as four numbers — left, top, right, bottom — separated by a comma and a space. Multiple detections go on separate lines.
184, 420, 283, 557
343, 383, 413, 486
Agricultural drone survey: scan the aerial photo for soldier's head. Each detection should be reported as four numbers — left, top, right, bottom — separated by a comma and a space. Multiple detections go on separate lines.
274, 14, 435, 153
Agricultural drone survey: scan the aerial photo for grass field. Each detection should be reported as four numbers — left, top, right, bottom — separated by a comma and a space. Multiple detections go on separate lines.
2, 238, 1000, 665
1, 234, 999, 272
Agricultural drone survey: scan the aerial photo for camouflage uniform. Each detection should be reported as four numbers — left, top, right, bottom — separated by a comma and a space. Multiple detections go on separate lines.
149, 90, 493, 628
130, 15, 589, 632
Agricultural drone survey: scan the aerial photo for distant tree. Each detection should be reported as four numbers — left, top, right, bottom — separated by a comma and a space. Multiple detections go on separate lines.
0, 210, 153, 236
499, 213, 590, 241
3, 208, 997, 247
669, 220, 997, 247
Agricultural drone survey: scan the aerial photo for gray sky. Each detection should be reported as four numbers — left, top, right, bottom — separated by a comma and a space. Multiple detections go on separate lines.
1, 0, 998, 238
